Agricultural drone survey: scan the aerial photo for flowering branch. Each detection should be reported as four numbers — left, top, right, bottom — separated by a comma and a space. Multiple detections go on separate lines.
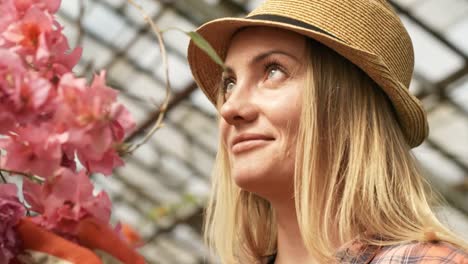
0, 2, 137, 261
0, 0, 225, 261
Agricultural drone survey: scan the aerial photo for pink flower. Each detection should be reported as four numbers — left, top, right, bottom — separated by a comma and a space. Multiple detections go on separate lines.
61, 71, 120, 127
0, 184, 26, 264
7, 70, 51, 116
0, 0, 61, 34
0, 48, 53, 132
112, 105, 136, 141
22, 168, 112, 239
59, 150, 77, 171
55, 73, 109, 127
0, 48, 27, 99
1, 5, 54, 51
0, 0, 18, 34
0, 125, 62, 178
55, 72, 135, 175
13, 0, 61, 15
1, 4, 82, 78
78, 149, 124, 176
44, 29, 82, 77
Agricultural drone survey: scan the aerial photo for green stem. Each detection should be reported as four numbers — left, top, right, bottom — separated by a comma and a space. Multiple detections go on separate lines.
0, 171, 7, 183
0, 168, 45, 184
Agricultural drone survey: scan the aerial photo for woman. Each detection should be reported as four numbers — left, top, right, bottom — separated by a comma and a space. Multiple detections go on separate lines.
187, 0, 468, 263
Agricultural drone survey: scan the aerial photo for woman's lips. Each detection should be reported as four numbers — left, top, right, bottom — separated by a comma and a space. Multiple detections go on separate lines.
231, 134, 275, 154
232, 139, 273, 154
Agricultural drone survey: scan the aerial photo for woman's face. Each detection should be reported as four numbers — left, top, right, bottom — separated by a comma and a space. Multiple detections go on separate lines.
220, 27, 308, 199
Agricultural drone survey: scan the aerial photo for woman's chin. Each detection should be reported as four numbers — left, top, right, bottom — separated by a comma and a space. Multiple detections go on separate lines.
233, 173, 267, 193
233, 172, 290, 199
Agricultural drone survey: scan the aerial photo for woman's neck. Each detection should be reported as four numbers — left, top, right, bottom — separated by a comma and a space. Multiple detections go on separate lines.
271, 197, 321, 264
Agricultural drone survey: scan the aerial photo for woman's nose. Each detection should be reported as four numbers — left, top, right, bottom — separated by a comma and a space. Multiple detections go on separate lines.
219, 84, 258, 125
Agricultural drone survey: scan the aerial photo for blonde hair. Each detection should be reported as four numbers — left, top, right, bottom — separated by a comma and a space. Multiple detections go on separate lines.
204, 38, 468, 263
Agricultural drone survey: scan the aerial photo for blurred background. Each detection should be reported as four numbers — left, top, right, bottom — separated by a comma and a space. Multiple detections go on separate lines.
56, 0, 468, 263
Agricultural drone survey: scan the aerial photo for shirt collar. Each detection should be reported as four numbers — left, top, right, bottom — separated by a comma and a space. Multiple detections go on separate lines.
334, 238, 382, 264
265, 237, 382, 264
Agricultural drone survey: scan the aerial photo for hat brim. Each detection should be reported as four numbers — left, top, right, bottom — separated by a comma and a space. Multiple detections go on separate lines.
187, 17, 428, 147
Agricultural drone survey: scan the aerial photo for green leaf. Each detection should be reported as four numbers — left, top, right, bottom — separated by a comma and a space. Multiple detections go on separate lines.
186, 31, 226, 70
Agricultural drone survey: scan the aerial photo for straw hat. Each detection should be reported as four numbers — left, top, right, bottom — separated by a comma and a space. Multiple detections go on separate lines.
187, 0, 428, 148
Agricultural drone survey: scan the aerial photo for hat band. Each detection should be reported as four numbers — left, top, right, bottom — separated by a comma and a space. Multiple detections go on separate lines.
246, 14, 343, 41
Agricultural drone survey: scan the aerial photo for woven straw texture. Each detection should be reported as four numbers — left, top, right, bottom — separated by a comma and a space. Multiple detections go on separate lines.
187, 0, 429, 147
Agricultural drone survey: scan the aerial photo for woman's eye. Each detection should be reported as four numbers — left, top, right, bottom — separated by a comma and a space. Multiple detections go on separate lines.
222, 79, 236, 100
268, 68, 282, 79
265, 64, 287, 83
225, 81, 236, 93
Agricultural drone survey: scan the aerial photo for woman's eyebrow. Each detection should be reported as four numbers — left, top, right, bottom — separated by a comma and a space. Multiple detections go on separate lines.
223, 50, 298, 75
250, 50, 299, 65
222, 67, 235, 78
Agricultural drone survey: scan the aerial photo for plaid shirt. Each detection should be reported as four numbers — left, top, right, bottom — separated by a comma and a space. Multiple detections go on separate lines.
335, 239, 468, 264
267, 240, 468, 263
